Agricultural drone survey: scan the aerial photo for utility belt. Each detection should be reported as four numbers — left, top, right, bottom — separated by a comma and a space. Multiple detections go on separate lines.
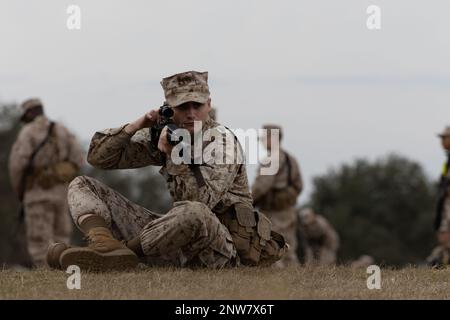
26, 161, 78, 190
217, 203, 288, 266
255, 186, 299, 211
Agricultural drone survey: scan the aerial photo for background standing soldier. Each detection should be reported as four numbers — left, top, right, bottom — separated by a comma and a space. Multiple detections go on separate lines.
297, 208, 339, 266
8, 98, 84, 267
252, 124, 303, 267
427, 126, 450, 267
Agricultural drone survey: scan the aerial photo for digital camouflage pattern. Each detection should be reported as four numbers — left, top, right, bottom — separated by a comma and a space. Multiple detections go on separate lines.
68, 176, 236, 268
9, 115, 84, 266
87, 118, 253, 212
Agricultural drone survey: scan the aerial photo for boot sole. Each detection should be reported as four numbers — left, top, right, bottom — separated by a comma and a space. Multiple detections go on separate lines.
60, 248, 139, 272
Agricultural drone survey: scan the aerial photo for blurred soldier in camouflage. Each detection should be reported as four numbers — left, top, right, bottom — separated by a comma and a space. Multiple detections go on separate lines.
252, 124, 303, 267
298, 208, 339, 265
427, 126, 450, 268
47, 71, 287, 271
9, 98, 83, 267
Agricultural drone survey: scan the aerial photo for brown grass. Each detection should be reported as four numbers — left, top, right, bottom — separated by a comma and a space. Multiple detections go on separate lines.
0, 265, 449, 300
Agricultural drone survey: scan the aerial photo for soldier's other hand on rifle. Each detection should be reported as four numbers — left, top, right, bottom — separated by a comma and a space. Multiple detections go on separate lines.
157, 126, 174, 156
125, 109, 160, 135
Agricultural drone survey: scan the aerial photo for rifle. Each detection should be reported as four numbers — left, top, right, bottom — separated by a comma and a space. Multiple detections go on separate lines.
149, 103, 181, 150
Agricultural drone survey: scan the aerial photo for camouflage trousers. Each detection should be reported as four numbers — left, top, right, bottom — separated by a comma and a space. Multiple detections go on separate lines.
263, 207, 299, 267
24, 185, 73, 266
67, 176, 237, 268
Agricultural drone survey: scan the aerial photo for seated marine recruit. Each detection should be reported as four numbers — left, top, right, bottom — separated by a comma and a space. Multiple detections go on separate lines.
47, 70, 288, 271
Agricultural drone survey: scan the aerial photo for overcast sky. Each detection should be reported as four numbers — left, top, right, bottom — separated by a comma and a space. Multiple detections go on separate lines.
1, 0, 449, 203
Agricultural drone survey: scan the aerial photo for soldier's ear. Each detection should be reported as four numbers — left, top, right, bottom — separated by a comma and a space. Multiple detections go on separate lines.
206, 98, 212, 111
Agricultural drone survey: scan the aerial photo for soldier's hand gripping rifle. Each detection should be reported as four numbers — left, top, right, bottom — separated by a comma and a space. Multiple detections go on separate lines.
149, 103, 184, 151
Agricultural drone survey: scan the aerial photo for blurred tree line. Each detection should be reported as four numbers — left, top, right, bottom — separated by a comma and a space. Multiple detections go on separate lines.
307, 155, 437, 266
0, 103, 172, 267
0, 102, 438, 267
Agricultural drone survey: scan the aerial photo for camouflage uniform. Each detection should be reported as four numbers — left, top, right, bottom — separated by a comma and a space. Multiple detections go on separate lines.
436, 151, 450, 234
427, 127, 450, 267
253, 146, 303, 267
298, 209, 339, 265
68, 71, 287, 268
9, 101, 83, 266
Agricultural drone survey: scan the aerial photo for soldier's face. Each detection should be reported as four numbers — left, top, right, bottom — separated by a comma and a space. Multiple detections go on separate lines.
172, 99, 211, 133
441, 136, 450, 151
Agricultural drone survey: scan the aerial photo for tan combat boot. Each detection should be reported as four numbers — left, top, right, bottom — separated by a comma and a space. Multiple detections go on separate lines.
47, 242, 71, 269
59, 227, 139, 272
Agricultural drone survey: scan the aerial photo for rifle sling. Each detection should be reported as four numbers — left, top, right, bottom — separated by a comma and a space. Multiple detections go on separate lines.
18, 121, 55, 201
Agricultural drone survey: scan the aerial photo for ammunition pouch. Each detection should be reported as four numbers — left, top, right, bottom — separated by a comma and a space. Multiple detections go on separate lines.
26, 161, 78, 190
219, 203, 287, 266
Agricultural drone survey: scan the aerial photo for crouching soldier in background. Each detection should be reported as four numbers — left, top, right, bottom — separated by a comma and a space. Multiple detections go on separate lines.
9, 98, 84, 267
47, 71, 287, 271
298, 208, 339, 266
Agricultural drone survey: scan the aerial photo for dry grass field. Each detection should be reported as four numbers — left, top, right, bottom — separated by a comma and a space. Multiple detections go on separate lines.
0, 265, 449, 300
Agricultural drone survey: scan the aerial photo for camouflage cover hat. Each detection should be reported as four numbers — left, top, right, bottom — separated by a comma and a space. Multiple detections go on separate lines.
438, 126, 450, 138
160, 71, 210, 107
20, 98, 43, 119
